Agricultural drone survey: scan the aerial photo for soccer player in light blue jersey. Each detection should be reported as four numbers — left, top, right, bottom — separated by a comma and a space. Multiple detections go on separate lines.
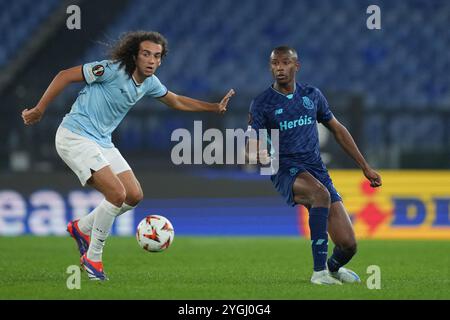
22, 31, 235, 280
246, 46, 381, 285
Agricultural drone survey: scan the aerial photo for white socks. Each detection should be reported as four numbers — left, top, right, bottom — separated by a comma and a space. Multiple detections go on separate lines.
118, 203, 135, 216
76, 200, 136, 261
78, 202, 135, 235
86, 199, 121, 262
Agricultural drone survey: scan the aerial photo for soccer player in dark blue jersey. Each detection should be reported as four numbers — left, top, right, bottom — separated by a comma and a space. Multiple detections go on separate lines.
247, 46, 382, 285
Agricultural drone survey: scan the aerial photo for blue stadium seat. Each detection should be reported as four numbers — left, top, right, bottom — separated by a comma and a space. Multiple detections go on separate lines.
0, 0, 60, 68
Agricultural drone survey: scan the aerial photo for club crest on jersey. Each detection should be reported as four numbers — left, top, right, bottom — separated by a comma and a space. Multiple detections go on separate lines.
302, 96, 314, 110
92, 65, 104, 77
289, 167, 300, 176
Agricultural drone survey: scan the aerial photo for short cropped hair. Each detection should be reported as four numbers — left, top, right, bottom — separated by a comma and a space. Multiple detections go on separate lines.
271, 46, 298, 60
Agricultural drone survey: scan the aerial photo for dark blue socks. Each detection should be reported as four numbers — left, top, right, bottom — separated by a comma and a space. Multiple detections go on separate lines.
327, 246, 356, 272
309, 207, 329, 271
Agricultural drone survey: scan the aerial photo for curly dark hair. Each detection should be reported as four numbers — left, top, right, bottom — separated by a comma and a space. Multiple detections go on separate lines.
110, 31, 169, 76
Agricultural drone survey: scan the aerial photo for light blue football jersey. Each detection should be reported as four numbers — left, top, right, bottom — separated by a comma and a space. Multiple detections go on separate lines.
60, 60, 168, 148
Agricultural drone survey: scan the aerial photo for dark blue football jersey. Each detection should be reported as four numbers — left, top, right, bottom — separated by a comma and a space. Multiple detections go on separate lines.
249, 83, 333, 163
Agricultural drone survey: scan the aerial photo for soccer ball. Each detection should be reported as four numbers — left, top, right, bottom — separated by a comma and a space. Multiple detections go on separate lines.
136, 215, 175, 252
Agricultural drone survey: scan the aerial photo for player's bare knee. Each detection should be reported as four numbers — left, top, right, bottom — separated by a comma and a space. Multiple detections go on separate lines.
293, 194, 310, 207
126, 189, 143, 207
107, 188, 127, 207
311, 185, 330, 207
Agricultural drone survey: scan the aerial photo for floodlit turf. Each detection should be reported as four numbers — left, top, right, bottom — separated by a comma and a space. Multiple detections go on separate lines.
0, 236, 449, 300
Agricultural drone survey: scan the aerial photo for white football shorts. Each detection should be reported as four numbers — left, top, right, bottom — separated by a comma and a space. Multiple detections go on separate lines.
55, 126, 131, 186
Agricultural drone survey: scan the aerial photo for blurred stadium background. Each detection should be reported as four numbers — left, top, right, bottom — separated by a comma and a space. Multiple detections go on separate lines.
0, 0, 449, 239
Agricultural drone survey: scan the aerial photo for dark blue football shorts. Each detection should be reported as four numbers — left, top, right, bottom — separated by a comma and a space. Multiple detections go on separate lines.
270, 159, 342, 207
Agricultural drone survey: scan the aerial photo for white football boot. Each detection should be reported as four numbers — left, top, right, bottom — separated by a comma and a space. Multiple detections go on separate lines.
330, 267, 361, 283
310, 270, 343, 285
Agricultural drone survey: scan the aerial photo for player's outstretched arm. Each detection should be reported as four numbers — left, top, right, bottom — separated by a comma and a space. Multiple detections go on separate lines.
158, 89, 235, 114
22, 65, 84, 125
323, 117, 382, 187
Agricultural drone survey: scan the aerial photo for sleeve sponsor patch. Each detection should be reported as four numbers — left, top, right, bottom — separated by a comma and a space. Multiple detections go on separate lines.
92, 65, 105, 77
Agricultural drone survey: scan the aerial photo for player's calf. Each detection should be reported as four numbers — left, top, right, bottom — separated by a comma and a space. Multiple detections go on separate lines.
305, 187, 332, 272
327, 243, 357, 273
308, 207, 331, 273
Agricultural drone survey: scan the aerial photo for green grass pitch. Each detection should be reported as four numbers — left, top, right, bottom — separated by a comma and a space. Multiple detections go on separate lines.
0, 236, 449, 299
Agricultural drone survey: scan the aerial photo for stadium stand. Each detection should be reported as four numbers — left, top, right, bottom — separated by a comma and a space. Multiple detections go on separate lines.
0, 0, 60, 66
1, 0, 449, 171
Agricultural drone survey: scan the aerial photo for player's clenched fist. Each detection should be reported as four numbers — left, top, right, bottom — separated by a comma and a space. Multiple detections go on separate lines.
258, 149, 271, 165
363, 167, 382, 188
22, 107, 43, 125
